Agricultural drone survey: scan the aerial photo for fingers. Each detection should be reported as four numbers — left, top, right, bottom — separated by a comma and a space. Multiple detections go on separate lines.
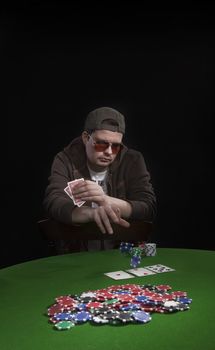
114, 207, 130, 228
72, 181, 104, 202
93, 206, 130, 234
93, 207, 114, 234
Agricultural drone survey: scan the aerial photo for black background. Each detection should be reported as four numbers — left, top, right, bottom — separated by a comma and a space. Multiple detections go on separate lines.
4, 1, 215, 268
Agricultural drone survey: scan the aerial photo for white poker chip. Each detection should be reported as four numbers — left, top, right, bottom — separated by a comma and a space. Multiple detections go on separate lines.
92, 316, 109, 324
80, 292, 97, 298
163, 301, 179, 308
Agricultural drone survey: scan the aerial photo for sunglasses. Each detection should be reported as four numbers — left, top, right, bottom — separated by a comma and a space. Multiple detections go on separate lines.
89, 135, 122, 154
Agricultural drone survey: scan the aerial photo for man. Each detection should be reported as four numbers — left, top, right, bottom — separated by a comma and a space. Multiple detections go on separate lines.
43, 106, 156, 252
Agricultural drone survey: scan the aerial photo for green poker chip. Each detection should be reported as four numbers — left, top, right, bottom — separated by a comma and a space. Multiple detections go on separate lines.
54, 320, 75, 330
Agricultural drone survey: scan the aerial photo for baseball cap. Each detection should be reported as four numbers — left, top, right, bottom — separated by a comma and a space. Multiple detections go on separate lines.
84, 107, 125, 134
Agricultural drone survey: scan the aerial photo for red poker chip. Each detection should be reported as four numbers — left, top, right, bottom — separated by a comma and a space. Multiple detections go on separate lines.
96, 288, 110, 294
140, 305, 155, 312
119, 284, 137, 290
47, 304, 64, 316
156, 285, 172, 292
162, 293, 174, 301
171, 291, 187, 297
56, 296, 75, 307
116, 295, 135, 303
130, 288, 143, 295
142, 291, 157, 297
148, 295, 164, 303
97, 291, 115, 299
86, 301, 103, 309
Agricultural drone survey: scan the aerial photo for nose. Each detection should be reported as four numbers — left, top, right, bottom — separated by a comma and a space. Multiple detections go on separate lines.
104, 144, 113, 155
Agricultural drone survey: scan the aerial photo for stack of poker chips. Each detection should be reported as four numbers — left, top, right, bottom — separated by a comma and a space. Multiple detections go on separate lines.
46, 283, 192, 330
144, 243, 157, 256
119, 242, 145, 268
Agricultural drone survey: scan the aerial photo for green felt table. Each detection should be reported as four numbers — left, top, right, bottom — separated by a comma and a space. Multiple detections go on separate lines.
0, 248, 215, 350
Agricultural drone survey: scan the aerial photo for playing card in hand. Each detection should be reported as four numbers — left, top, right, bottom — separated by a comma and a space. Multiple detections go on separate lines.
64, 178, 86, 207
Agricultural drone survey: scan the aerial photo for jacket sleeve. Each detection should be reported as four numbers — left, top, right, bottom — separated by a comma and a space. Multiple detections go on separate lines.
123, 151, 157, 222
43, 152, 76, 224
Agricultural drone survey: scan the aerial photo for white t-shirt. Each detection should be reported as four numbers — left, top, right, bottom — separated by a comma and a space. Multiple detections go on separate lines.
87, 167, 115, 251
88, 167, 107, 208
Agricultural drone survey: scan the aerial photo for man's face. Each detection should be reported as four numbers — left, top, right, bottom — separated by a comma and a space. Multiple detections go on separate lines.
82, 129, 123, 171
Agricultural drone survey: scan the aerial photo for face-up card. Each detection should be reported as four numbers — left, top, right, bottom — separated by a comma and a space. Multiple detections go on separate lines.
104, 271, 135, 280
145, 264, 175, 273
126, 267, 156, 277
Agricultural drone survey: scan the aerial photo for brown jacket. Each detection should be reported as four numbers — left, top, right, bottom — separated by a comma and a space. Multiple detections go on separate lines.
43, 137, 156, 224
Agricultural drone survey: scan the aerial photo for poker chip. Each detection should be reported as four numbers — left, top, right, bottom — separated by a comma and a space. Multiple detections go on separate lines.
76, 303, 87, 311
91, 315, 109, 324
90, 306, 112, 315
54, 312, 74, 321
80, 292, 97, 298
54, 320, 75, 330
140, 284, 157, 291
47, 304, 64, 316
102, 310, 120, 320
86, 301, 103, 309
46, 283, 193, 331
163, 301, 179, 308
176, 303, 190, 311
56, 296, 75, 307
135, 295, 149, 303
155, 285, 172, 292
132, 311, 152, 323
80, 296, 96, 303
171, 291, 187, 298
116, 311, 134, 323
49, 316, 60, 324
120, 303, 141, 311
177, 297, 192, 304
74, 311, 92, 323
103, 298, 119, 305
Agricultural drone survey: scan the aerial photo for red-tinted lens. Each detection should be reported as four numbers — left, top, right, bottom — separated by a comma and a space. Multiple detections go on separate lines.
94, 141, 121, 154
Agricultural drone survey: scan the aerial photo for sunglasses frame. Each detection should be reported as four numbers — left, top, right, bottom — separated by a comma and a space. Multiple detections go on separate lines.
88, 134, 122, 154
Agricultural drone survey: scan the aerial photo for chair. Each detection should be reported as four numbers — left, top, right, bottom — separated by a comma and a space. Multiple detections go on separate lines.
37, 218, 153, 255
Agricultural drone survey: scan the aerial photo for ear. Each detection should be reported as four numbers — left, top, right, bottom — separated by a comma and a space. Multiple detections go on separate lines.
82, 131, 89, 145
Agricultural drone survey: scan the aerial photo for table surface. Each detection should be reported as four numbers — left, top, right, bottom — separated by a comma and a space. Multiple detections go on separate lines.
0, 248, 215, 350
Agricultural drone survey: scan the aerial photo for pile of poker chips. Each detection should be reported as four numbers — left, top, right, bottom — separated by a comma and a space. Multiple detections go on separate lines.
119, 242, 146, 268
46, 283, 192, 330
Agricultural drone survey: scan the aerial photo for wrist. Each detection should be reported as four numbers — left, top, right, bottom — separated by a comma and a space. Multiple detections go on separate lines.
101, 194, 110, 206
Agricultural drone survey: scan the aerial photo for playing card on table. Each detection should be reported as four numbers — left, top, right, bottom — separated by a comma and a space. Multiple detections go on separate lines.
104, 271, 135, 280
126, 267, 156, 277
144, 264, 175, 273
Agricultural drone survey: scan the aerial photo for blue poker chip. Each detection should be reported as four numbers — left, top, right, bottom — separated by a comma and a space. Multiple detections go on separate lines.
135, 295, 149, 303
130, 256, 141, 268
54, 312, 74, 321
74, 311, 92, 323
120, 303, 141, 311
177, 297, 192, 304
76, 303, 87, 311
132, 311, 152, 323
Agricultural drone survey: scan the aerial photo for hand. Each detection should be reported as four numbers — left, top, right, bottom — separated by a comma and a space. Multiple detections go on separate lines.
72, 180, 108, 206
91, 205, 130, 234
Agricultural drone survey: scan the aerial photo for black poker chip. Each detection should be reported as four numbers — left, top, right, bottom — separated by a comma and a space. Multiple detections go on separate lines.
115, 311, 134, 323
